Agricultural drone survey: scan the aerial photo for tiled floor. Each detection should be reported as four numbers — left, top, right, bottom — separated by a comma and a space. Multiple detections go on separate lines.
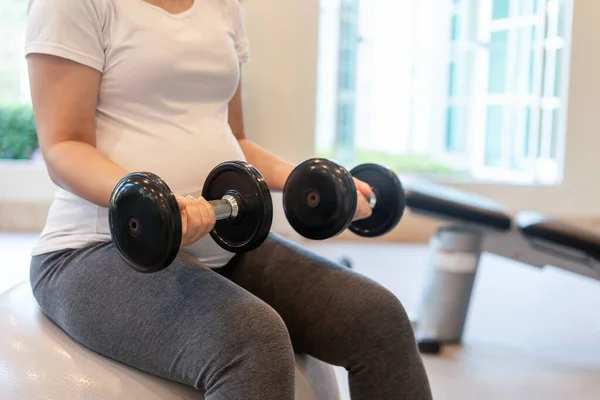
2, 234, 600, 399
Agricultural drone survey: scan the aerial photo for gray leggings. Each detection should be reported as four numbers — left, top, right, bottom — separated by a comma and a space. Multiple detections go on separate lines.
30, 233, 432, 400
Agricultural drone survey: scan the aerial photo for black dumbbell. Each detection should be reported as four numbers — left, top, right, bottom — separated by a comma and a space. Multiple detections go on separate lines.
108, 161, 273, 273
282, 158, 406, 240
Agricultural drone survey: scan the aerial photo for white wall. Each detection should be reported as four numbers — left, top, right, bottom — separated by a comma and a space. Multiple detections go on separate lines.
241, 0, 320, 163
0, 161, 55, 203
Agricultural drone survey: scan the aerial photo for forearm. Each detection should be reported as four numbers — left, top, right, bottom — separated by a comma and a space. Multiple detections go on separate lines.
44, 140, 128, 207
237, 139, 295, 191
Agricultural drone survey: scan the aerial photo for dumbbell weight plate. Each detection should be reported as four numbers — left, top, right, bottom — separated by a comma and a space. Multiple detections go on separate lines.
109, 172, 181, 273
202, 161, 273, 252
283, 158, 357, 240
349, 164, 406, 237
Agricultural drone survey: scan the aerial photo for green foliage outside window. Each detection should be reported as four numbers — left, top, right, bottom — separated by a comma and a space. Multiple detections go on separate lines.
316, 148, 461, 175
0, 104, 39, 160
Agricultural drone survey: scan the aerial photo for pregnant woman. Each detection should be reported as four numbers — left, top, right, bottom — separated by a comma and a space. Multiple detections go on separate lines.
24, 0, 433, 398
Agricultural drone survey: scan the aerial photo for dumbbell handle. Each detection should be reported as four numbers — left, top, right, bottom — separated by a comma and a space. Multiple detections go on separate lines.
367, 189, 377, 209
305, 186, 377, 211
210, 194, 241, 221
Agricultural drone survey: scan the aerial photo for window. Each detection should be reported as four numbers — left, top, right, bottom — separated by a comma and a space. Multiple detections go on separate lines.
315, 0, 573, 184
1, 0, 29, 104
0, 0, 36, 161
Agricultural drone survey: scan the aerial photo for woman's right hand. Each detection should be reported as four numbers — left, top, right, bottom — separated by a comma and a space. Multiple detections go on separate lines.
176, 195, 216, 248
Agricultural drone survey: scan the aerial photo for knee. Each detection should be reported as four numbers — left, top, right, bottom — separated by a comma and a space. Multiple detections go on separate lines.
187, 300, 296, 396
350, 281, 416, 349
193, 299, 296, 391
220, 299, 294, 364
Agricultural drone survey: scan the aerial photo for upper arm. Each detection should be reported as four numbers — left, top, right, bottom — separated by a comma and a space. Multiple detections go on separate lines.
25, 0, 106, 151
27, 55, 101, 151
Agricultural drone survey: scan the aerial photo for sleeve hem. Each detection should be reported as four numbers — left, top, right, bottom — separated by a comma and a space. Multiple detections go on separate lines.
236, 38, 250, 64
25, 42, 104, 72
238, 52, 250, 64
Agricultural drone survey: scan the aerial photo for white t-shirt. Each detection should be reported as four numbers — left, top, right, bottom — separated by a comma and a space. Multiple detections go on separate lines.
25, 0, 251, 268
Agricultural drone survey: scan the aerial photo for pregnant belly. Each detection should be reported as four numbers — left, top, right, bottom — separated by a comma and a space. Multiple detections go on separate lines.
98, 120, 247, 197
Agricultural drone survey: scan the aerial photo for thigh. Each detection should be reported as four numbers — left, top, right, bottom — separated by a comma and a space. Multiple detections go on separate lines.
30, 242, 286, 389
223, 233, 409, 364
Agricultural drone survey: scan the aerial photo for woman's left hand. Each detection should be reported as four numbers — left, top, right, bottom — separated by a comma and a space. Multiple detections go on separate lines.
353, 178, 373, 221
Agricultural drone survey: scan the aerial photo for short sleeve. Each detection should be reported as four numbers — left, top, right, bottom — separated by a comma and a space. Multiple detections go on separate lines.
227, 0, 250, 63
25, 0, 107, 72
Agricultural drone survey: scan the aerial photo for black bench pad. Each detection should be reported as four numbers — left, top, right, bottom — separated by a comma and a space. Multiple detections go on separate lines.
516, 211, 600, 261
404, 181, 511, 231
